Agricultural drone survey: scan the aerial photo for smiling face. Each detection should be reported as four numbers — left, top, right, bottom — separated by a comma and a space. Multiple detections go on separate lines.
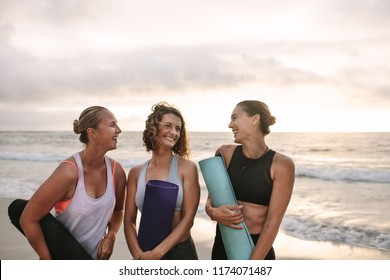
142, 102, 190, 158
228, 105, 255, 143
92, 109, 121, 151
157, 113, 182, 150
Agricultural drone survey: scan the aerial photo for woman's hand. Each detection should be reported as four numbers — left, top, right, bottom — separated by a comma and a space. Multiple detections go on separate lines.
97, 236, 115, 260
137, 249, 163, 260
207, 204, 244, 229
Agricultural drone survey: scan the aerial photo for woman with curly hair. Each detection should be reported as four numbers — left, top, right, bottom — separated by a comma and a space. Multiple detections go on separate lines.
124, 102, 200, 260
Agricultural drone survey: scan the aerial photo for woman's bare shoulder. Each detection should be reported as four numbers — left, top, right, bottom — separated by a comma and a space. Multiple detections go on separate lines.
127, 163, 145, 179
215, 144, 238, 168
216, 144, 238, 156
273, 152, 295, 172
178, 157, 197, 168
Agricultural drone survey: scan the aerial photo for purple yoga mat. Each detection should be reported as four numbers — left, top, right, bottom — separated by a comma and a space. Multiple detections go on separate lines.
138, 180, 179, 251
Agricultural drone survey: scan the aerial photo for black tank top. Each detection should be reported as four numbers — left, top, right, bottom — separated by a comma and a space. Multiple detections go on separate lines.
227, 145, 275, 206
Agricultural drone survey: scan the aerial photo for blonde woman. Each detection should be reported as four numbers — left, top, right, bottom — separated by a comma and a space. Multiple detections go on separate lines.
11, 106, 126, 260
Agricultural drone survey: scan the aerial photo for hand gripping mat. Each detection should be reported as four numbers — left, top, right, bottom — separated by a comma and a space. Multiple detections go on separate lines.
8, 199, 93, 259
199, 156, 255, 260
137, 180, 179, 251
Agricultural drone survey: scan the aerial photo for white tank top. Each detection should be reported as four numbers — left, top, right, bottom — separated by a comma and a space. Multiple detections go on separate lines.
55, 153, 116, 259
135, 155, 183, 212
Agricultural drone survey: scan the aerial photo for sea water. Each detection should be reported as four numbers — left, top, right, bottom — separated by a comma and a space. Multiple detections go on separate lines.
0, 131, 389, 252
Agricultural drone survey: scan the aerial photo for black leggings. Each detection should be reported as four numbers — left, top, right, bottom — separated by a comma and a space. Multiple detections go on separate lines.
8, 199, 93, 260
211, 225, 276, 260
161, 237, 199, 260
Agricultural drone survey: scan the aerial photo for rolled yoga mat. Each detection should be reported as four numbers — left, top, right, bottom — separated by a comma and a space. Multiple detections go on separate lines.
199, 156, 255, 260
8, 199, 93, 260
138, 180, 179, 251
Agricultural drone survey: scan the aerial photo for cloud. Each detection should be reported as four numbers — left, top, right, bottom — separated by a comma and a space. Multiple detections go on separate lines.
1, 0, 390, 131
2, 38, 390, 108
0, 41, 305, 102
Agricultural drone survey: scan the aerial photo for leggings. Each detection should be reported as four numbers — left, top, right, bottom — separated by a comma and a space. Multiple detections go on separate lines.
161, 237, 199, 260
211, 225, 275, 260
8, 199, 93, 260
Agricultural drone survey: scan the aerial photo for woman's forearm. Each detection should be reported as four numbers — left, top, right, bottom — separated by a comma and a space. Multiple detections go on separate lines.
105, 209, 123, 239
22, 221, 51, 260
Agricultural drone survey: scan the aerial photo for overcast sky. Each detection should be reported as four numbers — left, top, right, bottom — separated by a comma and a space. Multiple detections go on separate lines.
1, 0, 389, 132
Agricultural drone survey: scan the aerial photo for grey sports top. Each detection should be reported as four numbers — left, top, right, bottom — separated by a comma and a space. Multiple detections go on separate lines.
135, 155, 183, 212
55, 153, 115, 259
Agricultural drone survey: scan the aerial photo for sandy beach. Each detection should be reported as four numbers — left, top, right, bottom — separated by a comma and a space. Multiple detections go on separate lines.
1, 196, 389, 260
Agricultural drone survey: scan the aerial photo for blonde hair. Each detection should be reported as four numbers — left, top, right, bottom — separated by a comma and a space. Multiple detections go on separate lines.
73, 106, 108, 144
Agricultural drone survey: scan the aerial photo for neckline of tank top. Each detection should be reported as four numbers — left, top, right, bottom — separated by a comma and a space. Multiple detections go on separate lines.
241, 145, 269, 160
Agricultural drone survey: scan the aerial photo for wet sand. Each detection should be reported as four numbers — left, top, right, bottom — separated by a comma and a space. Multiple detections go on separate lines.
1, 196, 389, 260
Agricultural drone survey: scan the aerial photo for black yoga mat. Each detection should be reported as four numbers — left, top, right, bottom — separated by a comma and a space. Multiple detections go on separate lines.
8, 199, 93, 260
137, 180, 179, 251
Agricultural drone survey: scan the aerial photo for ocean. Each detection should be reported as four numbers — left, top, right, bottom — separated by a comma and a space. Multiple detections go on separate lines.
1, 131, 389, 252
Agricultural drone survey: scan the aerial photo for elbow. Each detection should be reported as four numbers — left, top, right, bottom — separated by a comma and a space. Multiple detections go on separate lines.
205, 204, 214, 220
180, 214, 195, 232
19, 209, 36, 236
19, 212, 28, 233
188, 219, 194, 229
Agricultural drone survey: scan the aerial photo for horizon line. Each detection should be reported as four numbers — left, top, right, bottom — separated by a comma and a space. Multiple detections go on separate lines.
1, 130, 389, 133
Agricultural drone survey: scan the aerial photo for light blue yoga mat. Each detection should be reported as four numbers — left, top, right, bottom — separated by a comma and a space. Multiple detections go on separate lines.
199, 156, 255, 260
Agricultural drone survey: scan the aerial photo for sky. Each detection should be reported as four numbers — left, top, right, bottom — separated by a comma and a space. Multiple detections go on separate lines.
1, 0, 390, 132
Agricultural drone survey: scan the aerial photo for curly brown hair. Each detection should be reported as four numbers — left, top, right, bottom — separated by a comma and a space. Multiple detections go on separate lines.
143, 102, 190, 158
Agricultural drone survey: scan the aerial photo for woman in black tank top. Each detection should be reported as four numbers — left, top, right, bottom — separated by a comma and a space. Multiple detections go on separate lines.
205, 100, 295, 260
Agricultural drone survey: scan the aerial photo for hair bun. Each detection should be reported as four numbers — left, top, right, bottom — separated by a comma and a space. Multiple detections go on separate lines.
269, 116, 276, 126
73, 119, 80, 134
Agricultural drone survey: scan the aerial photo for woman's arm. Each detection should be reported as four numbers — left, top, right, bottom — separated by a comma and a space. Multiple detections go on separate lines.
123, 166, 144, 260
250, 153, 295, 260
205, 196, 244, 229
98, 161, 127, 260
20, 162, 78, 260
204, 144, 244, 229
